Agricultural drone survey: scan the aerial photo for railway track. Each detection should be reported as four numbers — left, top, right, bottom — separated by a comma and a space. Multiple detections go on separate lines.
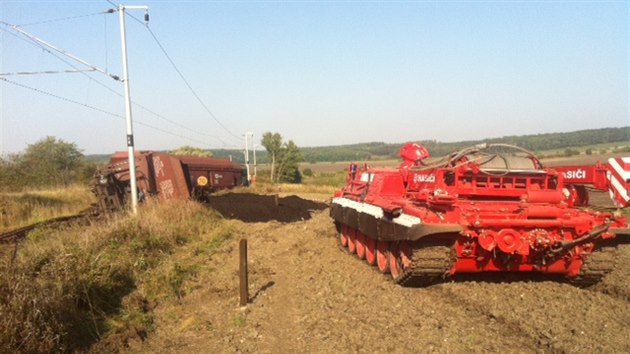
0, 212, 94, 244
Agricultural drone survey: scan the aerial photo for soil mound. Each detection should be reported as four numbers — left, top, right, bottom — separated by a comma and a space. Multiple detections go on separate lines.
205, 193, 328, 223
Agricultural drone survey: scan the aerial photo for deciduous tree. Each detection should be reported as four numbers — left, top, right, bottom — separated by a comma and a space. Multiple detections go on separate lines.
260, 132, 303, 183
0, 136, 86, 190
275, 140, 303, 183
261, 132, 282, 181
21, 136, 84, 187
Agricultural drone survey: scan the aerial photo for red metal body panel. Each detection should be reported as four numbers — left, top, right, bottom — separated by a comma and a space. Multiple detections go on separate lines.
108, 152, 153, 193
553, 158, 630, 208
177, 156, 244, 191
109, 151, 151, 165
149, 153, 190, 200
330, 143, 630, 284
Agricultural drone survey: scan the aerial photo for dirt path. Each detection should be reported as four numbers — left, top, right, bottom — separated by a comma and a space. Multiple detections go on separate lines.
123, 196, 630, 354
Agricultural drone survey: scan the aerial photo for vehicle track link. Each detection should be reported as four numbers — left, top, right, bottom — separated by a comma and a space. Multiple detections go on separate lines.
569, 247, 616, 288
395, 245, 455, 287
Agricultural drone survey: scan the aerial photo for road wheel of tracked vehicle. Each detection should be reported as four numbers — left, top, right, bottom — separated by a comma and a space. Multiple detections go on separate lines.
347, 228, 357, 254
399, 241, 412, 270
388, 243, 401, 278
355, 231, 366, 260
388, 241, 413, 280
365, 237, 377, 266
376, 241, 389, 273
339, 224, 348, 247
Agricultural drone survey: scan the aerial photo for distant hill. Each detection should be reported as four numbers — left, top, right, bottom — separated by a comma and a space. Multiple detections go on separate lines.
86, 126, 629, 164
271, 126, 629, 163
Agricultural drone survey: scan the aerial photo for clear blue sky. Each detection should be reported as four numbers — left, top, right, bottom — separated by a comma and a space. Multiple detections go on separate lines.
1, 1, 628, 154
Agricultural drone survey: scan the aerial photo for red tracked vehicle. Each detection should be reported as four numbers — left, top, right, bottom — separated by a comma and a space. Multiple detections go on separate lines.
330, 143, 630, 286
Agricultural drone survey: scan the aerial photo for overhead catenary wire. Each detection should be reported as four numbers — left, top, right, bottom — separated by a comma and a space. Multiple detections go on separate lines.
13, 10, 107, 27
0, 76, 220, 148
147, 25, 243, 142
0, 20, 121, 81
122, 11, 243, 143
0, 68, 96, 76
0, 22, 234, 148
0, 76, 123, 119
104, 11, 109, 73
3, 7, 242, 149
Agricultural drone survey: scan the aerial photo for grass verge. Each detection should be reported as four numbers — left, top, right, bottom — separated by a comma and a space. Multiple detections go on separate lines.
0, 185, 94, 232
0, 199, 233, 353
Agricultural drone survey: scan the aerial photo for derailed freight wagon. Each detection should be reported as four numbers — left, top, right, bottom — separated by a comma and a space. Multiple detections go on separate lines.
92, 151, 246, 212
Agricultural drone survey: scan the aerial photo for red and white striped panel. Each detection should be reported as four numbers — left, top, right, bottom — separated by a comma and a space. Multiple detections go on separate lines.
607, 157, 630, 208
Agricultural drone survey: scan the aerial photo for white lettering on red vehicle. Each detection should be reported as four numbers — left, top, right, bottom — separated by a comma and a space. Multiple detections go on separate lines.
562, 169, 586, 179
413, 174, 436, 183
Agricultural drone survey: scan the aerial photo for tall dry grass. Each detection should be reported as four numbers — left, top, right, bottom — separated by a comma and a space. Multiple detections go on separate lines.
228, 172, 343, 196
0, 199, 234, 353
0, 185, 94, 232
248, 182, 337, 195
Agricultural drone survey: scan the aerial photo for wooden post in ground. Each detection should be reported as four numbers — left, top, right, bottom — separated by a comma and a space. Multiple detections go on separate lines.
239, 238, 248, 306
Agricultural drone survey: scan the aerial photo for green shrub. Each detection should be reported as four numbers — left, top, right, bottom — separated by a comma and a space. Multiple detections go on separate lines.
563, 148, 580, 157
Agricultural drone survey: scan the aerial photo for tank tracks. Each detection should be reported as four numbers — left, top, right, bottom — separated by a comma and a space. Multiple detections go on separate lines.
394, 245, 455, 287
392, 244, 617, 287
568, 247, 617, 288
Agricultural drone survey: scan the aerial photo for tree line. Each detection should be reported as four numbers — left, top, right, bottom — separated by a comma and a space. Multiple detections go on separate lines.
206, 126, 629, 163
295, 126, 630, 162
2, 126, 627, 191
0, 133, 306, 191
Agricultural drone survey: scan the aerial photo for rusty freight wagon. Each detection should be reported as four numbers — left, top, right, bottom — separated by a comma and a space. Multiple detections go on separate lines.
93, 151, 246, 212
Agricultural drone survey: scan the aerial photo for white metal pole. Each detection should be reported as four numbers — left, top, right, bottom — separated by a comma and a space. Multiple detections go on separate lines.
119, 5, 138, 214
244, 133, 250, 182
253, 143, 257, 177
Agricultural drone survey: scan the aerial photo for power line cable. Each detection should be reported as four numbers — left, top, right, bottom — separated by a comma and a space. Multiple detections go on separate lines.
13, 11, 107, 27
0, 25, 125, 97
1, 68, 96, 76
0, 76, 222, 148
1, 23, 232, 147
123, 11, 243, 143
104, 11, 109, 72
4, 7, 241, 149
3, 4, 243, 143
106, 6, 239, 146
147, 25, 242, 142
0, 20, 121, 81
1, 76, 122, 119
132, 102, 232, 146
